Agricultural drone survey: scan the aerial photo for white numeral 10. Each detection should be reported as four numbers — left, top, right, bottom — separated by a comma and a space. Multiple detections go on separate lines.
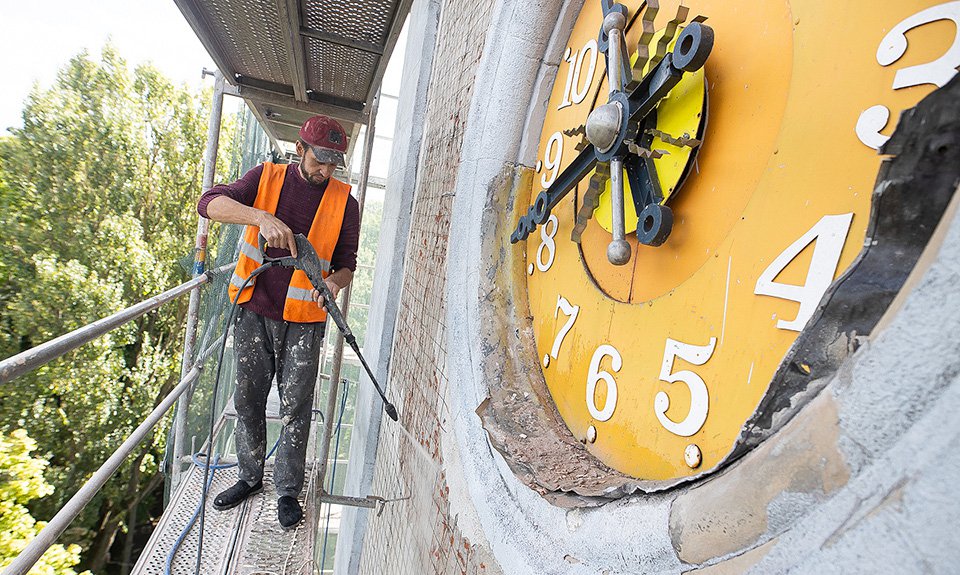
558, 39, 599, 110
655, 337, 717, 437
754, 213, 853, 331
587, 344, 621, 422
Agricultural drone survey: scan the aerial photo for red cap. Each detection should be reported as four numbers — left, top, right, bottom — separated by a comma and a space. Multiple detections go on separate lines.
299, 115, 348, 165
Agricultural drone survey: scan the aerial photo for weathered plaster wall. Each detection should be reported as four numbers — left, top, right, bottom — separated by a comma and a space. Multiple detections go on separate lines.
338, 0, 960, 572
342, 0, 502, 572
333, 0, 442, 572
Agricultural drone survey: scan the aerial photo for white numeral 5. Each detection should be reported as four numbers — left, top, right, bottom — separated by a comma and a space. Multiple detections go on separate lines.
754, 213, 853, 332
655, 337, 717, 437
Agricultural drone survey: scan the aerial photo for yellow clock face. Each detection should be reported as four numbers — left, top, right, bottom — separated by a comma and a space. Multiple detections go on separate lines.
522, 0, 956, 481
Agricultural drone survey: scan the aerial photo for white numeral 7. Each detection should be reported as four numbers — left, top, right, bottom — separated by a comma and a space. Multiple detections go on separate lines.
655, 337, 717, 437
551, 295, 580, 359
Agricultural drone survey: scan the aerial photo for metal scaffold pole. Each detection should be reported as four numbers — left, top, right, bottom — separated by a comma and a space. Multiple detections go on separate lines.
316, 91, 381, 495
172, 69, 226, 490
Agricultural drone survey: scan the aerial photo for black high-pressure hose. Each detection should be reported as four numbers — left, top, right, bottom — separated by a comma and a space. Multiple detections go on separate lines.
195, 261, 274, 575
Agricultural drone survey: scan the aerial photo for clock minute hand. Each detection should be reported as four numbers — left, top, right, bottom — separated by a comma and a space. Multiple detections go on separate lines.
625, 22, 713, 126
510, 143, 598, 244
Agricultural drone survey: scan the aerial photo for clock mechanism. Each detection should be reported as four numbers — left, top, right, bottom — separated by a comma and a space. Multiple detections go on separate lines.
503, 0, 959, 486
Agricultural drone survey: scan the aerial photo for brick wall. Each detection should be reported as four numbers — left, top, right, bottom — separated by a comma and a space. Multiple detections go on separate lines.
356, 0, 500, 572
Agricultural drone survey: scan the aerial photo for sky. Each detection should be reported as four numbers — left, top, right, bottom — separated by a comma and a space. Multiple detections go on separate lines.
0, 0, 406, 186
0, 0, 219, 134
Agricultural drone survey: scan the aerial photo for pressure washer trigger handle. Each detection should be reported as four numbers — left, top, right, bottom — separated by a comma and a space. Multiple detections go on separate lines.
257, 233, 299, 267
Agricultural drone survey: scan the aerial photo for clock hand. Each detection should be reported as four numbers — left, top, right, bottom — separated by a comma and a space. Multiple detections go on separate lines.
601, 9, 631, 265
510, 142, 598, 244
511, 19, 713, 245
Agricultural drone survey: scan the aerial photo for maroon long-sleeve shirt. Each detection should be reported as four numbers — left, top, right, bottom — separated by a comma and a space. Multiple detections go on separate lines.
198, 162, 360, 323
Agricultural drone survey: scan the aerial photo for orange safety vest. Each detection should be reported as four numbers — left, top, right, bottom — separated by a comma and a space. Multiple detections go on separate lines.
227, 162, 350, 323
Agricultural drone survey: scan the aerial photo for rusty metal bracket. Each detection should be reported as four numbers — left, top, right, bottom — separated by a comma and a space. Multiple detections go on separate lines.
572, 162, 611, 243
627, 140, 669, 158
651, 5, 690, 68
645, 128, 701, 148
629, 0, 660, 91
564, 124, 590, 152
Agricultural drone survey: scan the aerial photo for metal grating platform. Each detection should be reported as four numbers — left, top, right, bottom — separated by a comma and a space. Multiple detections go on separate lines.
132, 463, 316, 575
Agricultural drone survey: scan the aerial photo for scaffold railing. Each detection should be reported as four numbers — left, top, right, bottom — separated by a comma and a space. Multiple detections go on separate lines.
0, 263, 234, 575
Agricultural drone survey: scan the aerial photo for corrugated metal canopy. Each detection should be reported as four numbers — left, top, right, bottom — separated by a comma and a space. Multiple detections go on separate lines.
173, 0, 410, 156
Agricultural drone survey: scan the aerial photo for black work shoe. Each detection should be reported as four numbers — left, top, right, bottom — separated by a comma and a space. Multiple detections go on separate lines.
278, 496, 303, 530
213, 480, 263, 511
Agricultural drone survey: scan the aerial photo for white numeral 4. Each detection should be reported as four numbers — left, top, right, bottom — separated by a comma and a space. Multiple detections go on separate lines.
551, 295, 579, 359
587, 344, 621, 422
655, 337, 717, 437
754, 213, 853, 331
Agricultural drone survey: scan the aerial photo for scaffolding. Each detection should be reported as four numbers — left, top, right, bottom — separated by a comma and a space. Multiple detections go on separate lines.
0, 0, 406, 568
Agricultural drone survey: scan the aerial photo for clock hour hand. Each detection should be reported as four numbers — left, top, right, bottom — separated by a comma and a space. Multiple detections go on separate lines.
510, 143, 598, 244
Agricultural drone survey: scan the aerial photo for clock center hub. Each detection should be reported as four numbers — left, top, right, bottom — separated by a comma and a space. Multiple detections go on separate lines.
586, 102, 624, 153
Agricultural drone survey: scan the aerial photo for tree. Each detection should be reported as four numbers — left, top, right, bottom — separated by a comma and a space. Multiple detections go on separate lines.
0, 429, 89, 575
0, 45, 236, 573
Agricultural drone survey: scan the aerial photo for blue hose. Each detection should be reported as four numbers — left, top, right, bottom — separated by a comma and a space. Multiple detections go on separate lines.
319, 377, 350, 570
163, 437, 281, 575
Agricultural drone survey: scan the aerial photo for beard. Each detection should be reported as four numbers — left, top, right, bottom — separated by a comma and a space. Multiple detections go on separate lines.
298, 160, 328, 186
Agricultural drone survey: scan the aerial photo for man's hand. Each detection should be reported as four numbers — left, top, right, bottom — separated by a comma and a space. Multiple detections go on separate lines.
257, 212, 298, 257
312, 278, 341, 309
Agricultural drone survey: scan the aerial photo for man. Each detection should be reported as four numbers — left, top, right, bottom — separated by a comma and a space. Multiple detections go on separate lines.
197, 115, 360, 529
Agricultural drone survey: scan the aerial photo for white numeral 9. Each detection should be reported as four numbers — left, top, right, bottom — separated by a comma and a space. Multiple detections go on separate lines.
587, 344, 621, 422
754, 213, 853, 331
655, 337, 716, 437
540, 132, 564, 189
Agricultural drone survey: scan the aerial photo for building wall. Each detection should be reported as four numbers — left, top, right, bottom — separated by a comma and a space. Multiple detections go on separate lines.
339, 0, 960, 573
343, 0, 501, 573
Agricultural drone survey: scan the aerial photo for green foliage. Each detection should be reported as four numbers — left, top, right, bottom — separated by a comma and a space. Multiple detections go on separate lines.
0, 44, 237, 572
347, 196, 383, 347
0, 429, 90, 575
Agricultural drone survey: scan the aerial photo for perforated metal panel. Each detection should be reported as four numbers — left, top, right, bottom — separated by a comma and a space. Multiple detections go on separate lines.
132, 465, 246, 575
185, 0, 292, 87
305, 38, 380, 101
303, 0, 395, 46
173, 0, 410, 149
232, 468, 317, 575
132, 464, 317, 575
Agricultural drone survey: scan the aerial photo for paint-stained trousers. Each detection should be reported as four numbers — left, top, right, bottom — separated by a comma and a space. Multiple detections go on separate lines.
233, 307, 325, 498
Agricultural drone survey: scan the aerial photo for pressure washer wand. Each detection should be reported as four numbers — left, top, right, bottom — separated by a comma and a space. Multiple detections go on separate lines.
259, 233, 399, 421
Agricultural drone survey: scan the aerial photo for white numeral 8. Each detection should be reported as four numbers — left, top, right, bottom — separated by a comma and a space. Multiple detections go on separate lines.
536, 214, 559, 272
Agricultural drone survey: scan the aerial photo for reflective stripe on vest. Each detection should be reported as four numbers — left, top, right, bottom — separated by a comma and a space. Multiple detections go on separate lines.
227, 162, 351, 323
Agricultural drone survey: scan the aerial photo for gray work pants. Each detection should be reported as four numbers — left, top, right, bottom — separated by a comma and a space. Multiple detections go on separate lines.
233, 307, 324, 498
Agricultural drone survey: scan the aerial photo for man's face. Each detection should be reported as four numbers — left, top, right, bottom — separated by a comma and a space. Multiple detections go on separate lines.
296, 141, 337, 186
